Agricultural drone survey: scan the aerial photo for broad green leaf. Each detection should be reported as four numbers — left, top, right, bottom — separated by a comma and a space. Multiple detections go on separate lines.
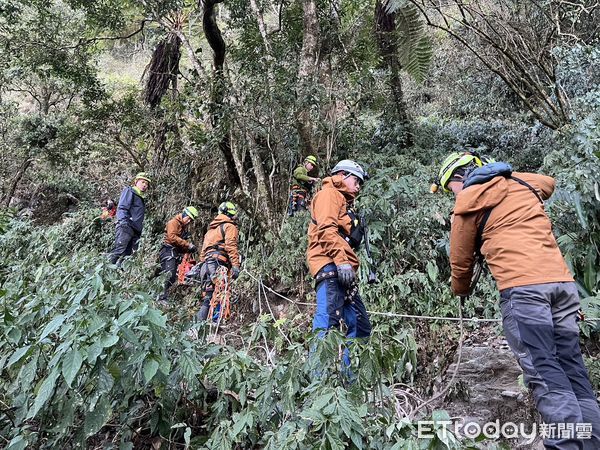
7, 326, 22, 344
84, 396, 111, 436
96, 365, 115, 393
6, 435, 27, 450
426, 261, 438, 282
18, 350, 39, 390
145, 308, 166, 327
231, 413, 247, 436
117, 310, 136, 326
158, 355, 171, 376
62, 347, 83, 387
56, 395, 75, 432
179, 353, 201, 383
431, 409, 451, 422
28, 367, 60, 418
143, 358, 159, 383
39, 314, 66, 341
311, 391, 335, 411
100, 334, 119, 348
7, 345, 31, 368
87, 341, 103, 364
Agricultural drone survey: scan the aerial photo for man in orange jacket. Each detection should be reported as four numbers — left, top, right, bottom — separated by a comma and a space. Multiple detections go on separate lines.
438, 152, 600, 449
307, 159, 371, 367
196, 201, 241, 321
157, 206, 199, 302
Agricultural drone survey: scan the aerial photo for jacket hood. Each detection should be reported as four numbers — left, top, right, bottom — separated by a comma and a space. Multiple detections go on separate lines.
454, 176, 509, 215
322, 174, 357, 200
209, 213, 236, 228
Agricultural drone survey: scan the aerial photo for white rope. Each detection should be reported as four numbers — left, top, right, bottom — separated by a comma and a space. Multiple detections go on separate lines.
241, 269, 600, 323
242, 270, 499, 322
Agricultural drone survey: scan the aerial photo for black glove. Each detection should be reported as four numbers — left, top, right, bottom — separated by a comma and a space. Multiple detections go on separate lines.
231, 266, 241, 280
336, 264, 355, 287
188, 243, 197, 253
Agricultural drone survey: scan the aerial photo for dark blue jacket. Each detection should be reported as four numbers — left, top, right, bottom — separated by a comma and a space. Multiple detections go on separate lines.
116, 186, 146, 233
463, 162, 513, 188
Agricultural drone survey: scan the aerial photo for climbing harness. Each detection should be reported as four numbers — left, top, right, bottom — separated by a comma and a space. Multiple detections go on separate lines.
203, 223, 232, 267
288, 185, 309, 216
208, 266, 232, 325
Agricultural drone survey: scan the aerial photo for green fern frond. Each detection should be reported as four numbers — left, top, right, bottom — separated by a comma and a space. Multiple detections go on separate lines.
386, 0, 433, 83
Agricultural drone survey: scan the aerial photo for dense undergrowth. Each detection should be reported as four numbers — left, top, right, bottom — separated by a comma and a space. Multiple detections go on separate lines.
1, 1, 600, 448
1, 213, 476, 449
3, 126, 600, 448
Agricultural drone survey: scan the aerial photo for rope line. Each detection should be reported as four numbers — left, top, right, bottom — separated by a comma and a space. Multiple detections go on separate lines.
241, 269, 600, 323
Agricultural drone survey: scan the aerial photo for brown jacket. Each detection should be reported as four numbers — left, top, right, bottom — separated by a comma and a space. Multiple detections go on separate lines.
163, 214, 191, 251
450, 172, 573, 295
199, 214, 240, 268
307, 174, 359, 276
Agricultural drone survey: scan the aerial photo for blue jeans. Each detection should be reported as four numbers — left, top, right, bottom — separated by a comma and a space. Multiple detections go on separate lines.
501, 282, 600, 450
313, 264, 372, 367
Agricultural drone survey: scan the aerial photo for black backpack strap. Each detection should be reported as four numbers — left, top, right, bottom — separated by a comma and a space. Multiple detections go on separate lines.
475, 209, 492, 256
510, 176, 543, 204
219, 223, 226, 242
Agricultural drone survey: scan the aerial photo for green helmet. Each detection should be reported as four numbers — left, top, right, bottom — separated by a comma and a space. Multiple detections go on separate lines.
183, 206, 199, 220
438, 152, 486, 193
218, 201, 238, 218
304, 155, 318, 166
134, 172, 151, 183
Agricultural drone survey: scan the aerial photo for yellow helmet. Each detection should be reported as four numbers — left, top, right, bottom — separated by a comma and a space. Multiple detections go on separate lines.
218, 201, 238, 218
437, 152, 485, 193
183, 206, 198, 220
304, 155, 318, 166
134, 172, 151, 183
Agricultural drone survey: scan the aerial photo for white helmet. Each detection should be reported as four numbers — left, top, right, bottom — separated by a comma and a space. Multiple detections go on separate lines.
331, 159, 368, 182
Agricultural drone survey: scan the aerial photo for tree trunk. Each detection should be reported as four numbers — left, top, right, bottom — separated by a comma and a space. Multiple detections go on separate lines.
375, 0, 412, 147
3, 156, 33, 207
296, 0, 320, 154
203, 0, 241, 188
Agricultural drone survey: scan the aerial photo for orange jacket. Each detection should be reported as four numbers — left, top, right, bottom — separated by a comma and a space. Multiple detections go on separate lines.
163, 214, 191, 251
307, 174, 359, 276
199, 214, 240, 267
450, 172, 573, 295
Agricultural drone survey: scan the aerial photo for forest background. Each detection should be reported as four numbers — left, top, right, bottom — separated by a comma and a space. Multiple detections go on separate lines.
1, 0, 600, 448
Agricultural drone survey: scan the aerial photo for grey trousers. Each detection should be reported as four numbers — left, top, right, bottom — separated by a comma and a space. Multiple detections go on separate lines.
109, 223, 140, 265
501, 282, 600, 449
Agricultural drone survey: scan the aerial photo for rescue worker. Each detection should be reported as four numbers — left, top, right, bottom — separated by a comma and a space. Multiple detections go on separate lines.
196, 201, 241, 321
437, 151, 600, 449
288, 155, 321, 216
109, 173, 150, 265
307, 159, 371, 367
157, 206, 199, 302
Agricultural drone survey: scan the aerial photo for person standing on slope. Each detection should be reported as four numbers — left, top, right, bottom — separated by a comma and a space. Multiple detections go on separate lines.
307, 159, 371, 368
436, 151, 600, 449
109, 173, 151, 266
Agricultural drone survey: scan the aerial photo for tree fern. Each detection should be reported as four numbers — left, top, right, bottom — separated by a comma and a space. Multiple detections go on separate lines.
386, 0, 432, 83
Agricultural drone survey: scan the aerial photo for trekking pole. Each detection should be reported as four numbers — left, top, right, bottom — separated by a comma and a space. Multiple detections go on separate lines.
362, 214, 378, 284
